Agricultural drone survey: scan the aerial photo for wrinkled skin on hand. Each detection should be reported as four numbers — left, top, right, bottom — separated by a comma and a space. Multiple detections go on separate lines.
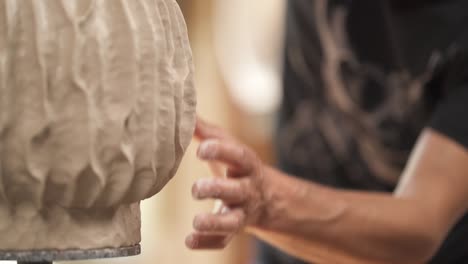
186, 117, 268, 249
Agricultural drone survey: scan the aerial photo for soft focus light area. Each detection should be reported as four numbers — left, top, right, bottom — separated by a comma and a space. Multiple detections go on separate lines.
214, 0, 286, 116
229, 63, 281, 115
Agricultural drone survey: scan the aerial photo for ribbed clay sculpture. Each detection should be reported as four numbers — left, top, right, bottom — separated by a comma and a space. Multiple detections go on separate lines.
0, 0, 196, 250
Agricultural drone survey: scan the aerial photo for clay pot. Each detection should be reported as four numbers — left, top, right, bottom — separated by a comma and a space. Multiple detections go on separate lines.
0, 0, 195, 250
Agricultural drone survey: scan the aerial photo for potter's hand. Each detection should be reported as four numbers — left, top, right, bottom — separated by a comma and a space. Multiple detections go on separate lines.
186, 117, 268, 249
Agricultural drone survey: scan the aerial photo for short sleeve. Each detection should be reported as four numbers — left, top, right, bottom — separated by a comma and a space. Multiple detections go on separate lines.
429, 84, 468, 149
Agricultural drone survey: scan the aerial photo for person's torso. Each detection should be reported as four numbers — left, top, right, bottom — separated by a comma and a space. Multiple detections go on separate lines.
266, 0, 468, 263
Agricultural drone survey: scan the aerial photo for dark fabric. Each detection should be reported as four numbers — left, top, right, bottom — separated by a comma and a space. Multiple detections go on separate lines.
256, 0, 468, 263
429, 48, 468, 149
430, 84, 468, 148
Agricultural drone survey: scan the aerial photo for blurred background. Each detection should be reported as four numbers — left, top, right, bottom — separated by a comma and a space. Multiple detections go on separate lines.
11, 1, 286, 264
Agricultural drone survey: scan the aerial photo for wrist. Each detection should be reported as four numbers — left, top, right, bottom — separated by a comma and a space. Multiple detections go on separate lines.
249, 167, 348, 234
250, 165, 303, 231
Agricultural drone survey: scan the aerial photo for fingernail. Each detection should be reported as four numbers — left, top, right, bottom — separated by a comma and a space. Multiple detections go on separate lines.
186, 234, 196, 248
193, 217, 203, 230
198, 140, 218, 160
193, 179, 210, 198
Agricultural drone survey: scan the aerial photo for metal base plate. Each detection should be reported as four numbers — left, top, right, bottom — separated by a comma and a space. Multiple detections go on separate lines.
0, 244, 140, 262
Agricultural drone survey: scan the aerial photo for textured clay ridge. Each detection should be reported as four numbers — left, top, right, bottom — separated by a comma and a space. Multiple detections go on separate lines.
0, 0, 196, 249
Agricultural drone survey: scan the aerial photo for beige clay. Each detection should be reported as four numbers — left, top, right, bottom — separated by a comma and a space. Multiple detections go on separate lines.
0, 0, 196, 249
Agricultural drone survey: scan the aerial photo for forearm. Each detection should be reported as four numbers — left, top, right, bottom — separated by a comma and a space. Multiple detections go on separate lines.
189, 125, 468, 263
249, 166, 442, 264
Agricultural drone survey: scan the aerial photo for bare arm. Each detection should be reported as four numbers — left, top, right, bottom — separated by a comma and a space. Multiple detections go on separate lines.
187, 118, 468, 264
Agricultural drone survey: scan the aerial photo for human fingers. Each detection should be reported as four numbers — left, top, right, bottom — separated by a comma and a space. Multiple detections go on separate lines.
192, 178, 248, 205
197, 139, 255, 174
194, 116, 231, 141
193, 208, 246, 233
185, 232, 232, 250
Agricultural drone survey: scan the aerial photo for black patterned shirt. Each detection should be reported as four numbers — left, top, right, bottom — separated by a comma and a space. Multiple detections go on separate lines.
256, 0, 468, 263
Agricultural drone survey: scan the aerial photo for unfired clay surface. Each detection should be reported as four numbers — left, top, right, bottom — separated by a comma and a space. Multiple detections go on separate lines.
0, 0, 195, 249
